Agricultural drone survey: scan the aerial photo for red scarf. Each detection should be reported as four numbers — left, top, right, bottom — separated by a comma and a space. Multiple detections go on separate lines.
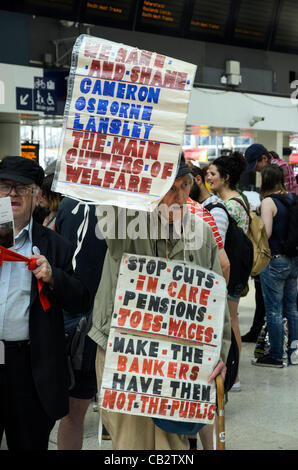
0, 245, 51, 311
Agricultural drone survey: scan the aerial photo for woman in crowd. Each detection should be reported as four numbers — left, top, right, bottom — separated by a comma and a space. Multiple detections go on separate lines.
254, 164, 298, 367
207, 152, 249, 391
38, 173, 63, 230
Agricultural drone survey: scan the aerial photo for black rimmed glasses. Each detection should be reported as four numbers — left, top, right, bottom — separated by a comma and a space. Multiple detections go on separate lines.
0, 183, 32, 196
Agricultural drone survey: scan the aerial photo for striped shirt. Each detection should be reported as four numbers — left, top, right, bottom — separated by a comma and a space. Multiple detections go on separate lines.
271, 157, 298, 195
201, 195, 229, 245
187, 197, 224, 250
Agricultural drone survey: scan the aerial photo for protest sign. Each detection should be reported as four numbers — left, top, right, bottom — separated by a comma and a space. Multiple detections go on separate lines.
0, 197, 14, 249
53, 35, 197, 211
100, 254, 226, 425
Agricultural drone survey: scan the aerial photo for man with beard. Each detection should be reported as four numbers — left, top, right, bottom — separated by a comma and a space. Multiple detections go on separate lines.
189, 165, 229, 245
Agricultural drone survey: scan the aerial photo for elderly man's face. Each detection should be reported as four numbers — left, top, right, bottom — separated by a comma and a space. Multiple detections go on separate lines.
159, 174, 192, 223
0, 179, 38, 228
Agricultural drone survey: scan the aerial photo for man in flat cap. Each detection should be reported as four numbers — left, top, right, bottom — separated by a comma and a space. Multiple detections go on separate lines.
0, 156, 90, 450
89, 153, 231, 450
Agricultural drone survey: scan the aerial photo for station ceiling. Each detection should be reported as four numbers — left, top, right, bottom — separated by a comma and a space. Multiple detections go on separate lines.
1, 0, 298, 55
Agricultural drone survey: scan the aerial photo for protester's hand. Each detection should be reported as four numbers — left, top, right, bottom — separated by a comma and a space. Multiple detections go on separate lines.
29, 255, 54, 286
207, 360, 226, 383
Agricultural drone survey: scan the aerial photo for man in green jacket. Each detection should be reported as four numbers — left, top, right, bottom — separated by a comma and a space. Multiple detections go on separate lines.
89, 155, 231, 450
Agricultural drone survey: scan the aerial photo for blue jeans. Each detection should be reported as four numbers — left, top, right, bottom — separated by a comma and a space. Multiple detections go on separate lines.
260, 256, 298, 362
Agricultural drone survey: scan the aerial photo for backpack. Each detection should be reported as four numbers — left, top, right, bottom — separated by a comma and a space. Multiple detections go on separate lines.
65, 314, 94, 390
267, 193, 298, 258
230, 198, 271, 277
205, 202, 254, 297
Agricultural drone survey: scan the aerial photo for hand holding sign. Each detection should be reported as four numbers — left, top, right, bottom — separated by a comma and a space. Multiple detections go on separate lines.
100, 254, 226, 426
53, 35, 197, 211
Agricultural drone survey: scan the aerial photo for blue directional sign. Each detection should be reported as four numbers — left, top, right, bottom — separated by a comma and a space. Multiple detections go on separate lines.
16, 87, 33, 111
15, 73, 66, 115
33, 76, 57, 115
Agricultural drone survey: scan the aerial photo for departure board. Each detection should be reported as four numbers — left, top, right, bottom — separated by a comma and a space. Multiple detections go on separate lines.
0, 0, 77, 20
273, 0, 298, 50
189, 0, 231, 38
21, 142, 39, 163
233, 0, 274, 44
23, 0, 75, 16
81, 0, 134, 27
22, 0, 73, 10
2, 0, 298, 55
137, 0, 184, 31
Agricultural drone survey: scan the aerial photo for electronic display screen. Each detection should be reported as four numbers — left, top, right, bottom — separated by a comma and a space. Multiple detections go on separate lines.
189, 0, 231, 38
137, 0, 184, 31
233, 0, 274, 44
81, 0, 134, 26
1, 0, 298, 54
23, 0, 74, 11
0, 0, 77, 20
21, 142, 40, 163
273, 0, 298, 49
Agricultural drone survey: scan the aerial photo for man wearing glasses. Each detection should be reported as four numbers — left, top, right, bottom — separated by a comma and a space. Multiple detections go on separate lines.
0, 156, 90, 450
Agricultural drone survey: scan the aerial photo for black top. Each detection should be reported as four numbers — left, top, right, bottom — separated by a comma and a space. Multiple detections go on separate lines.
269, 193, 294, 256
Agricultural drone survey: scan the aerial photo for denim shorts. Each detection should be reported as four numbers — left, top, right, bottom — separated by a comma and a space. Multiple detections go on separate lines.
227, 294, 240, 303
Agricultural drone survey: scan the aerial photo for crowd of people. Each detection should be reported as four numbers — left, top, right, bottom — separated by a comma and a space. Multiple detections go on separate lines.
0, 143, 297, 450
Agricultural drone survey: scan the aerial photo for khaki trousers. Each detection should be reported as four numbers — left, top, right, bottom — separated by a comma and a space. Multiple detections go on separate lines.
95, 346, 190, 451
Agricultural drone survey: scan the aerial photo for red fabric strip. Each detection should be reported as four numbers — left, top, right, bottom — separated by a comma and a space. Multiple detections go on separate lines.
0, 245, 51, 311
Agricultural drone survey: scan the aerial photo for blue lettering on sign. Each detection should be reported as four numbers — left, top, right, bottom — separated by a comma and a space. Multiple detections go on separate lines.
109, 119, 121, 134
142, 106, 153, 121
79, 78, 160, 104
86, 116, 96, 132
75, 97, 86, 111
98, 118, 109, 134
75, 96, 153, 122
87, 98, 96, 113
73, 75, 161, 139
103, 81, 116, 96
80, 78, 92, 93
97, 99, 108, 115
73, 113, 84, 130
144, 124, 154, 139
72, 114, 155, 140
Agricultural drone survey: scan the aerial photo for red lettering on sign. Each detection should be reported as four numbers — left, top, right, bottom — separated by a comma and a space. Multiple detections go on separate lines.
146, 276, 158, 293
65, 148, 77, 164
117, 307, 131, 326
142, 358, 153, 375
126, 393, 137, 412
117, 355, 127, 371
168, 318, 214, 343
161, 162, 174, 179
102, 390, 117, 409
167, 362, 177, 379
190, 366, 200, 381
